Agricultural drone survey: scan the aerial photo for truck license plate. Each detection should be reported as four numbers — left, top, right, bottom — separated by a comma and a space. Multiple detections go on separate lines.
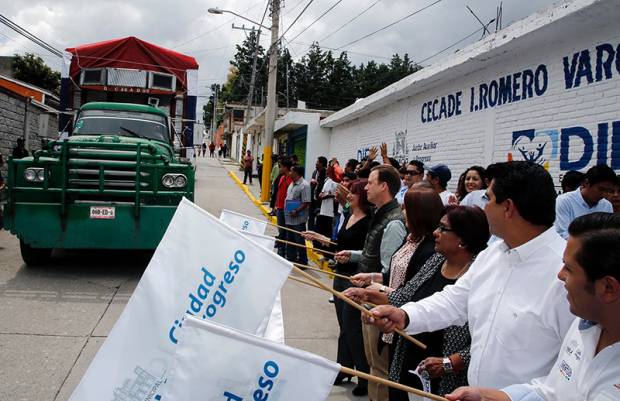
90, 206, 116, 219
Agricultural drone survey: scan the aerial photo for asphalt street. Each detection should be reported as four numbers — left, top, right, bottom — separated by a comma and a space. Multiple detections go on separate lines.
0, 156, 362, 401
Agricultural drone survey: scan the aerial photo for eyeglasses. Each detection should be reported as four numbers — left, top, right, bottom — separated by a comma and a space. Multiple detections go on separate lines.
437, 224, 454, 233
405, 170, 422, 176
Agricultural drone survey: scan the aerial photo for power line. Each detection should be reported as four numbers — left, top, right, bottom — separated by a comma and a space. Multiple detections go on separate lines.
287, 0, 343, 44
318, 0, 381, 44
416, 26, 483, 65
334, 0, 442, 50
289, 41, 390, 60
0, 14, 63, 57
172, 0, 266, 50
278, 0, 315, 42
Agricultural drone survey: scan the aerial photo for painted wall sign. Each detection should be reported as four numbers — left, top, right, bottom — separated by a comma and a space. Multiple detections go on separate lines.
420, 42, 620, 124
508, 120, 620, 171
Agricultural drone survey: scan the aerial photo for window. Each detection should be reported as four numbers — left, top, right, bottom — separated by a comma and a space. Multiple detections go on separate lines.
149, 72, 176, 92
81, 69, 105, 85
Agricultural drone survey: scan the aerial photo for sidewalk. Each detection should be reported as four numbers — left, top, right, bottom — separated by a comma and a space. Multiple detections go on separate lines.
196, 156, 363, 401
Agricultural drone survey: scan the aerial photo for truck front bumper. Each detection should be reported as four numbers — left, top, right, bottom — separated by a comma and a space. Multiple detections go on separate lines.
3, 202, 177, 249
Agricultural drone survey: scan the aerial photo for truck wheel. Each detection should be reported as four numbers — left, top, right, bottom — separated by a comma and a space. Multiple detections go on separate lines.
19, 240, 53, 266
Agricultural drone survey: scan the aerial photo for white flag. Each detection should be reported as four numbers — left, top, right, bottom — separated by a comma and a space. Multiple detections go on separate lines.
220, 209, 268, 234
233, 230, 283, 342
69, 198, 293, 401
163, 316, 340, 401
239, 230, 276, 250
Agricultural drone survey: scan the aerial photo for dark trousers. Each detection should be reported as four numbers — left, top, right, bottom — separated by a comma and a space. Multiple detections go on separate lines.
276, 208, 286, 256
285, 222, 308, 264
333, 277, 369, 388
243, 167, 252, 184
314, 215, 334, 250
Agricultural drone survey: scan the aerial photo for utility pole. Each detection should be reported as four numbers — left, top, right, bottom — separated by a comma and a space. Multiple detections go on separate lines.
260, 0, 280, 202
211, 86, 218, 142
245, 28, 260, 127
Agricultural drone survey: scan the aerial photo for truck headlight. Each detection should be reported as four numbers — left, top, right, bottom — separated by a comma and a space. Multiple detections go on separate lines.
24, 167, 47, 182
162, 174, 187, 188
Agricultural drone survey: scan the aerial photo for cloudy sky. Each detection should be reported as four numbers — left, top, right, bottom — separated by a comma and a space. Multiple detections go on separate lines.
1, 0, 561, 111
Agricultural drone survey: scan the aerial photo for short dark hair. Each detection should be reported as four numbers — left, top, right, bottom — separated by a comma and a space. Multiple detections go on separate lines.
491, 161, 556, 227
561, 170, 585, 193
444, 205, 490, 255
584, 164, 617, 186
408, 160, 424, 171
388, 157, 401, 169
346, 159, 359, 170
404, 188, 443, 239
317, 156, 327, 167
343, 171, 357, 181
280, 157, 293, 169
291, 165, 305, 177
349, 179, 371, 214
568, 212, 620, 283
371, 164, 401, 197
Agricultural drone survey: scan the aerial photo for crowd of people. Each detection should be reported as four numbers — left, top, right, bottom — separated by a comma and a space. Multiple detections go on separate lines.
261, 143, 619, 401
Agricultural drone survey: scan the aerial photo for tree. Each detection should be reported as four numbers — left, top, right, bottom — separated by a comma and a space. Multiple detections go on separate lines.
11, 53, 60, 94
222, 30, 266, 105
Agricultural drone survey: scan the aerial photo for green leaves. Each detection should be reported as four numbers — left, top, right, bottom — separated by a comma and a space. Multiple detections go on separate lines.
11, 53, 60, 95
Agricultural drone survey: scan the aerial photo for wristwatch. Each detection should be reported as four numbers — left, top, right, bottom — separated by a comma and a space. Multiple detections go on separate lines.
443, 357, 453, 374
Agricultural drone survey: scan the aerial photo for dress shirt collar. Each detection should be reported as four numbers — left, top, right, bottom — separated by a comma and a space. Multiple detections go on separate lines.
500, 226, 559, 263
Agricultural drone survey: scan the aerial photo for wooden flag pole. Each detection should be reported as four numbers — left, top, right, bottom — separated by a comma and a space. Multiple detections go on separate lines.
275, 238, 337, 257
340, 367, 448, 401
287, 275, 324, 290
291, 265, 426, 350
224, 210, 338, 246
293, 263, 353, 281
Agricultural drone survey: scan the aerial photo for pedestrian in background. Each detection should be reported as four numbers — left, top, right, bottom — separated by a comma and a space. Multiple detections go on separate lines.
456, 166, 487, 202
554, 164, 616, 239
12, 138, 29, 159
243, 150, 254, 185
285, 165, 311, 265
426, 164, 455, 206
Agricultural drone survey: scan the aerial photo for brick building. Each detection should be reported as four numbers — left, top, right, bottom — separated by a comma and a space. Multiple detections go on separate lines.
0, 74, 59, 176
321, 0, 618, 191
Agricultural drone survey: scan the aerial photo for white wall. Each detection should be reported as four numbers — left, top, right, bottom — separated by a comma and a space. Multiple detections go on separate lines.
326, 0, 620, 191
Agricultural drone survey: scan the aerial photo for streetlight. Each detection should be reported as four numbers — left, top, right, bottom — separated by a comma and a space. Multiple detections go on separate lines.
208, 2, 280, 203
207, 8, 271, 30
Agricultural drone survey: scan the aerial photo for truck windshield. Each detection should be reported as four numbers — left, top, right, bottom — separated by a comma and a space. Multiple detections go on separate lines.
73, 109, 169, 142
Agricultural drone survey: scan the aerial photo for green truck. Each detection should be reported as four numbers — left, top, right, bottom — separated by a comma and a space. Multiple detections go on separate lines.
2, 102, 195, 265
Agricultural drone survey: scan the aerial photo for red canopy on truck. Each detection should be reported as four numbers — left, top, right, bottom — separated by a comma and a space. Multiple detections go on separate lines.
66, 36, 199, 90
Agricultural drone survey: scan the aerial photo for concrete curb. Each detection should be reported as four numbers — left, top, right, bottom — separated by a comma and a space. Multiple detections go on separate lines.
226, 169, 328, 270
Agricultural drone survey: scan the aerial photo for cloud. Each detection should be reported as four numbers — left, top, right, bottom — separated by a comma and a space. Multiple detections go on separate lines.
1, 0, 560, 116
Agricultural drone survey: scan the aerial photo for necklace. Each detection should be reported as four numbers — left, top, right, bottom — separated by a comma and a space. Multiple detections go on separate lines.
441, 259, 473, 280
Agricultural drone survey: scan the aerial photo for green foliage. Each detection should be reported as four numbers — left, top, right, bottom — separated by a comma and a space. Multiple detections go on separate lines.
216, 40, 422, 111
11, 53, 60, 95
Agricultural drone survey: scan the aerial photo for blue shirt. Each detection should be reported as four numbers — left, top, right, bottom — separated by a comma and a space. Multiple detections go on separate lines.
461, 189, 488, 209
554, 188, 613, 239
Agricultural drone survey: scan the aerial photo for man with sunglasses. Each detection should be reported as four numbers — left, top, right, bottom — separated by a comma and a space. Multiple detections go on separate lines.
395, 160, 425, 204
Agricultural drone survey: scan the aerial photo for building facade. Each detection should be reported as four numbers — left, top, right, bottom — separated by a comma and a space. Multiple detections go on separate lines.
322, 0, 619, 191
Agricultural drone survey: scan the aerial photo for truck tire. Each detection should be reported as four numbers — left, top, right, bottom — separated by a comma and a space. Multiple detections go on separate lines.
19, 239, 53, 266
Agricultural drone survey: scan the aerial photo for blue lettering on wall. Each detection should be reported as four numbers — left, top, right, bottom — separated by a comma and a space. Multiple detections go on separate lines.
511, 120, 620, 172
560, 127, 594, 170
564, 43, 620, 89
420, 91, 462, 123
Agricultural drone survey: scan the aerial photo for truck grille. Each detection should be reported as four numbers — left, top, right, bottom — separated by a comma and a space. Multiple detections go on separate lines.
66, 147, 153, 197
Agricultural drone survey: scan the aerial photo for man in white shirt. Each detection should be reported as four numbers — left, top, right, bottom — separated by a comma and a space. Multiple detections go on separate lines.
315, 166, 338, 242
446, 212, 620, 401
365, 161, 574, 389
554, 164, 616, 239
426, 163, 456, 205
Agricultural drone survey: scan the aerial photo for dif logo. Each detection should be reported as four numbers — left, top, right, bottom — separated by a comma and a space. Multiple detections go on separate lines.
508, 120, 620, 171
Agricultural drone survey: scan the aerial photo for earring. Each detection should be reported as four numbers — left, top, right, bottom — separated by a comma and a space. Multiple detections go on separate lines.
458, 244, 465, 248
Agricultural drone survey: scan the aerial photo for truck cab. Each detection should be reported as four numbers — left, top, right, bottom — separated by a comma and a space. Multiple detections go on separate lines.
3, 102, 195, 265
